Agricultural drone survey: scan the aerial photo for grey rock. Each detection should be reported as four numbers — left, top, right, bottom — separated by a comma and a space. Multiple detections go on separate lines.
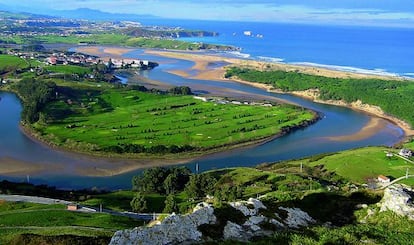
380, 185, 414, 220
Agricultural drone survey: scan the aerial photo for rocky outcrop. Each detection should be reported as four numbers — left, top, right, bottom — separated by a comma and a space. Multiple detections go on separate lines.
224, 198, 314, 241
110, 198, 316, 244
380, 184, 414, 220
229, 197, 267, 216
109, 202, 216, 245
279, 207, 316, 228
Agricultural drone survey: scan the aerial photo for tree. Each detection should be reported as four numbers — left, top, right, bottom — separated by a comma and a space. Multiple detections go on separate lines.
163, 167, 191, 194
163, 194, 178, 213
130, 192, 147, 213
132, 167, 169, 193
185, 174, 217, 200
132, 166, 191, 194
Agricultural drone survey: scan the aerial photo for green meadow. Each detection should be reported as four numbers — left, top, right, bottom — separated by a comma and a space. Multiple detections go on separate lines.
0, 201, 141, 244
275, 147, 414, 186
35, 81, 315, 156
0, 55, 30, 73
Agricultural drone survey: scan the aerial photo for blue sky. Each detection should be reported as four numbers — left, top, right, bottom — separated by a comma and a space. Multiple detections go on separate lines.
3, 0, 414, 27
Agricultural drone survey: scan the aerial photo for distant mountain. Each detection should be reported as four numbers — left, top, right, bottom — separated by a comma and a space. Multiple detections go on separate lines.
52, 8, 157, 22
0, 4, 158, 22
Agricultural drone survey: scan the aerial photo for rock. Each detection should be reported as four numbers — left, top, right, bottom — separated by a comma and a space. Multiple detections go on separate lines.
223, 221, 244, 240
380, 185, 414, 220
229, 198, 266, 216
279, 207, 315, 228
109, 203, 216, 245
244, 215, 266, 232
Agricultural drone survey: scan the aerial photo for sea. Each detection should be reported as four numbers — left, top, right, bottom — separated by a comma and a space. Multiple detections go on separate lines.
140, 19, 414, 78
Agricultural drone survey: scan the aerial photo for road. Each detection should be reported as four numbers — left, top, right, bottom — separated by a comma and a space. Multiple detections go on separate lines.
0, 194, 166, 221
379, 175, 414, 190
0, 194, 71, 205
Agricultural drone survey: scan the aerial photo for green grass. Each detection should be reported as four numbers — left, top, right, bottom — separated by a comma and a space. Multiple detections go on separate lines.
35, 83, 314, 155
0, 54, 30, 73
280, 146, 414, 186
0, 200, 142, 244
44, 65, 92, 76
81, 190, 135, 212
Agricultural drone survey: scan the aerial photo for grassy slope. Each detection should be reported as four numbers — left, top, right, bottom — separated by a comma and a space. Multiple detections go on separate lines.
0, 54, 30, 72
0, 201, 142, 244
277, 146, 414, 186
36, 81, 314, 154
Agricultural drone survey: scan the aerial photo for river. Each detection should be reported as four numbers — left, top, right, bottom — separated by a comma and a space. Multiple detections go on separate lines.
0, 50, 404, 190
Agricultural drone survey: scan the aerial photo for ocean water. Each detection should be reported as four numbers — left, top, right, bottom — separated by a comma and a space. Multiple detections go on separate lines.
141, 19, 414, 77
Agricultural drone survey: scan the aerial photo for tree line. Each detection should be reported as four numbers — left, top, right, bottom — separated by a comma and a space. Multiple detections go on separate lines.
130, 166, 243, 213
12, 78, 56, 123
226, 67, 414, 126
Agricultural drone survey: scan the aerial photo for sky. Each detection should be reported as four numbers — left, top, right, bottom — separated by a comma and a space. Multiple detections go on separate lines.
2, 0, 414, 27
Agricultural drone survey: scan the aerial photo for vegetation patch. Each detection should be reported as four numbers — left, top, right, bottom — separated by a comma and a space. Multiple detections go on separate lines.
9, 234, 110, 245
226, 67, 414, 126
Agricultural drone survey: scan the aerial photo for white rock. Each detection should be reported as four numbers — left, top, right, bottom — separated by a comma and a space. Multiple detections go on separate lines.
110, 203, 216, 245
279, 207, 315, 228
380, 185, 414, 220
230, 198, 267, 216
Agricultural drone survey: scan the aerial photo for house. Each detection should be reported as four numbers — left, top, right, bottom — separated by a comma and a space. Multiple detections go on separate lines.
377, 175, 390, 183
67, 203, 79, 211
399, 148, 413, 158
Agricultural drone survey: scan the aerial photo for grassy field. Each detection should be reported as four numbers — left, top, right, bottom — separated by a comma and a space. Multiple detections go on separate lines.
0, 200, 141, 244
34, 81, 315, 155
44, 64, 92, 76
0, 55, 30, 73
274, 146, 414, 186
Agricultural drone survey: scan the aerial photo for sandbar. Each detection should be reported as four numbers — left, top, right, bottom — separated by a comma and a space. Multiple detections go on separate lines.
144, 49, 413, 138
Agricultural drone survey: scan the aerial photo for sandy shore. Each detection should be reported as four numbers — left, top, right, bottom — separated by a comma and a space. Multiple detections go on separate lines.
144, 49, 413, 138
76, 46, 133, 58
327, 118, 387, 142
145, 50, 408, 81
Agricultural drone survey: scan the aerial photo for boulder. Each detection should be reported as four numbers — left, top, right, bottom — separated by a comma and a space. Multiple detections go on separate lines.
279, 207, 315, 228
223, 221, 244, 240
380, 185, 414, 220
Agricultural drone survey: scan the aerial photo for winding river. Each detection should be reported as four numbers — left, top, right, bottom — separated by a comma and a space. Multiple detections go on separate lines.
0, 50, 405, 189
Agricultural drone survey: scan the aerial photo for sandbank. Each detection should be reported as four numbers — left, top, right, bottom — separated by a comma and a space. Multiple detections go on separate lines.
327, 118, 387, 142
145, 49, 413, 138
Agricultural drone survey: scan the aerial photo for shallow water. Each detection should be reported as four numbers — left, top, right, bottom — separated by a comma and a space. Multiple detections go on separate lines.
0, 51, 404, 190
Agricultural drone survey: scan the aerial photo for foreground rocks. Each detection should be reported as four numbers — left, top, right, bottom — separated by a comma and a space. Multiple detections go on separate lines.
110, 198, 315, 245
110, 203, 215, 245
380, 184, 414, 220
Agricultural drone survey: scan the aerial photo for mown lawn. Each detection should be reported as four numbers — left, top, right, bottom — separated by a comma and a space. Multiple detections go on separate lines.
37, 83, 315, 155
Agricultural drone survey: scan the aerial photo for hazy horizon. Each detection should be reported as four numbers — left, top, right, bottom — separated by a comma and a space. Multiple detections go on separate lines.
1, 0, 414, 28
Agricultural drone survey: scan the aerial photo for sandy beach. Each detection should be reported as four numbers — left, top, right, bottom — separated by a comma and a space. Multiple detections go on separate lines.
142, 49, 413, 138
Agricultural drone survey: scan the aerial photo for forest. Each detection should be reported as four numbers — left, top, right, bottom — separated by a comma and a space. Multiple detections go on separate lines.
226, 67, 414, 126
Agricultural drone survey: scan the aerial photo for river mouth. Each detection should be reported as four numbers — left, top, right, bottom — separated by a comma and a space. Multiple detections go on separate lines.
0, 47, 405, 190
